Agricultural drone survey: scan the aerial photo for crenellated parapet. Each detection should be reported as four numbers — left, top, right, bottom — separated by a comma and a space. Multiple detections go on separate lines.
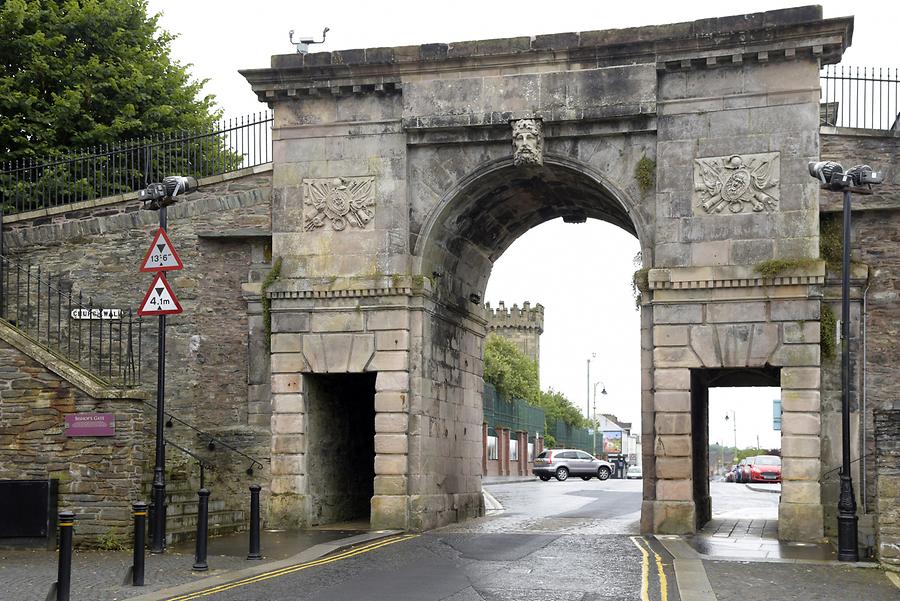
485, 301, 544, 367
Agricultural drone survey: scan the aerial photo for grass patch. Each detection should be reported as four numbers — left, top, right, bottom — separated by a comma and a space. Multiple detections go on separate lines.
821, 303, 837, 360
754, 258, 817, 279
261, 256, 283, 346
635, 156, 656, 196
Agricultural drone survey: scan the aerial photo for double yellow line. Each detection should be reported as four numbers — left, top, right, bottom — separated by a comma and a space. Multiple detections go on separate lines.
166, 533, 419, 600
629, 536, 669, 601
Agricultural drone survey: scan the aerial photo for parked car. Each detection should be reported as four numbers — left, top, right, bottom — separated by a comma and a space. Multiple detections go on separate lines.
626, 465, 643, 479
725, 466, 737, 482
532, 449, 614, 482
746, 455, 782, 483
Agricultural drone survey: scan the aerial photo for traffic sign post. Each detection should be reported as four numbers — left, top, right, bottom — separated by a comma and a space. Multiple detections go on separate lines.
140, 228, 184, 272
138, 273, 183, 316
138, 209, 185, 553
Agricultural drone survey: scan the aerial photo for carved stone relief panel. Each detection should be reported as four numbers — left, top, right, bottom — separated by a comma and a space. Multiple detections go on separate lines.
692, 153, 780, 215
303, 177, 376, 231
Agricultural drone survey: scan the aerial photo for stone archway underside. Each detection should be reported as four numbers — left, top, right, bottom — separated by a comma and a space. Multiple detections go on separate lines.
241, 6, 852, 540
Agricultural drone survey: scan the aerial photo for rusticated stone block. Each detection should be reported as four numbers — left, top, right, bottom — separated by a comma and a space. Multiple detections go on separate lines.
376, 371, 409, 392
781, 412, 820, 436
655, 457, 692, 479
781, 435, 819, 458
781, 367, 820, 389
310, 311, 365, 333
375, 434, 409, 454
708, 302, 766, 323
271, 352, 309, 374
374, 475, 408, 496
781, 481, 821, 504
654, 368, 691, 390
375, 413, 408, 433
781, 389, 820, 412
374, 391, 408, 412
655, 412, 692, 435
653, 304, 703, 324
654, 390, 691, 412
782, 457, 821, 480
375, 454, 408, 475
654, 325, 689, 347
779, 502, 824, 542
371, 495, 409, 530
655, 435, 692, 457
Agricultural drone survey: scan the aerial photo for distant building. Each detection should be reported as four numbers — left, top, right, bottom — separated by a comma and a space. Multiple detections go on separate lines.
485, 301, 544, 368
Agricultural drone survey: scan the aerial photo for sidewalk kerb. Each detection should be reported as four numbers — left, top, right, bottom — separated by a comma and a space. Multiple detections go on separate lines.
655, 535, 717, 601
123, 530, 402, 601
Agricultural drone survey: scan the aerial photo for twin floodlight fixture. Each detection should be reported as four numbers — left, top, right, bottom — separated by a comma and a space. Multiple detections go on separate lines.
807, 161, 884, 191
138, 176, 199, 210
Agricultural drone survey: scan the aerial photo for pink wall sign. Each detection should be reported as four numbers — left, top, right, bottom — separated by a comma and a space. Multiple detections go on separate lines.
64, 413, 115, 437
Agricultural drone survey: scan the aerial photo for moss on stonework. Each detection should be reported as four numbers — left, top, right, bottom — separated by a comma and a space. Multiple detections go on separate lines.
635, 156, 656, 196
820, 214, 842, 270
262, 256, 283, 345
753, 258, 817, 279
821, 303, 837, 360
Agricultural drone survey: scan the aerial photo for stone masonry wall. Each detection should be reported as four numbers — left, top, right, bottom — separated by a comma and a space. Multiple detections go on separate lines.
875, 410, 900, 569
0, 340, 144, 545
821, 131, 900, 558
485, 301, 543, 368
2, 170, 273, 532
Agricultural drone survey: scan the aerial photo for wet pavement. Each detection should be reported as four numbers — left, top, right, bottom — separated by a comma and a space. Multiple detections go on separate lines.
0, 526, 368, 601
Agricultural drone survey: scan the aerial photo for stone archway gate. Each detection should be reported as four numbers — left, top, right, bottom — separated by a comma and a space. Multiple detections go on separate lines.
241, 6, 853, 541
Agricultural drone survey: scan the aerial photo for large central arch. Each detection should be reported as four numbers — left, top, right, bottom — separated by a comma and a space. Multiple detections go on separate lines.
241, 6, 853, 540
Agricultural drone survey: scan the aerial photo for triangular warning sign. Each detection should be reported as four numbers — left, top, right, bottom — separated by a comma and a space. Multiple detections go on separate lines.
140, 228, 183, 272
138, 273, 183, 316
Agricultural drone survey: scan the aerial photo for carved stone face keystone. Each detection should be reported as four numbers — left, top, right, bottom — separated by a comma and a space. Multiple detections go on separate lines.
512, 119, 543, 167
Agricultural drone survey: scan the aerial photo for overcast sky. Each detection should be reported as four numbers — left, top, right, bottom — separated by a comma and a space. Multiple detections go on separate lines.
146, 0, 895, 450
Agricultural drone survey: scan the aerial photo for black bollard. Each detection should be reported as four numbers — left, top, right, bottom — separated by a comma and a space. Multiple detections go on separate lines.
132, 502, 147, 586
192, 488, 210, 571
247, 484, 262, 560
56, 511, 75, 601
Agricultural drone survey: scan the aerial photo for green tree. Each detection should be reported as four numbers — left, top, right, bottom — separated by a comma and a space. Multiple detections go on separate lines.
0, 0, 238, 211
538, 388, 587, 429
483, 334, 540, 405
0, 0, 218, 158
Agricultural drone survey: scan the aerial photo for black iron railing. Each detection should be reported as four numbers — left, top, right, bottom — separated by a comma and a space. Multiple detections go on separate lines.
145, 401, 265, 477
0, 111, 272, 215
820, 66, 900, 131
0, 254, 142, 387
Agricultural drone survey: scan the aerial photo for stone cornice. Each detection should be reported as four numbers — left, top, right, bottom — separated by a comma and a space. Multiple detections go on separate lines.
240, 7, 851, 104
649, 262, 827, 290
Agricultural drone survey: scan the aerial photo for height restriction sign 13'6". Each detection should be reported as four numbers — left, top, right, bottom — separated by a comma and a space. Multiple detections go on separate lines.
138, 272, 183, 316
140, 228, 184, 272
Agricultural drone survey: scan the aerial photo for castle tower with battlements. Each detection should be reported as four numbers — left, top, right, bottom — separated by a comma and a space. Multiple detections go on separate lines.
485, 301, 544, 368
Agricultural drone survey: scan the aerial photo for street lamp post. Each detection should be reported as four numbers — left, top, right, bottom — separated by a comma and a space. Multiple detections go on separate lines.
137, 176, 198, 553
808, 161, 883, 562
592, 381, 607, 456
725, 411, 737, 456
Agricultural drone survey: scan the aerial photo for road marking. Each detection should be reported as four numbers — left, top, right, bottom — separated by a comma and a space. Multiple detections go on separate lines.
165, 533, 419, 600
630, 536, 651, 601
630, 536, 670, 601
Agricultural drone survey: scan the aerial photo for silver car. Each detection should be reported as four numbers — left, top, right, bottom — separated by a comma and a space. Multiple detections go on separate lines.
532, 449, 614, 482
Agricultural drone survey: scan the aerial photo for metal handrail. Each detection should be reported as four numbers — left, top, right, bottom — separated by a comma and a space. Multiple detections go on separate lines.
142, 398, 265, 476
165, 438, 216, 489
0, 254, 142, 387
1, 111, 273, 215
820, 66, 900, 131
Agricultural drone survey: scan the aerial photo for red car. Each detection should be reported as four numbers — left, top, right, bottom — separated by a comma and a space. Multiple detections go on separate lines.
745, 455, 781, 483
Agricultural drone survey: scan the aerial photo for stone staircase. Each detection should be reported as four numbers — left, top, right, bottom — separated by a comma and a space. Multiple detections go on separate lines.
143, 458, 248, 546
